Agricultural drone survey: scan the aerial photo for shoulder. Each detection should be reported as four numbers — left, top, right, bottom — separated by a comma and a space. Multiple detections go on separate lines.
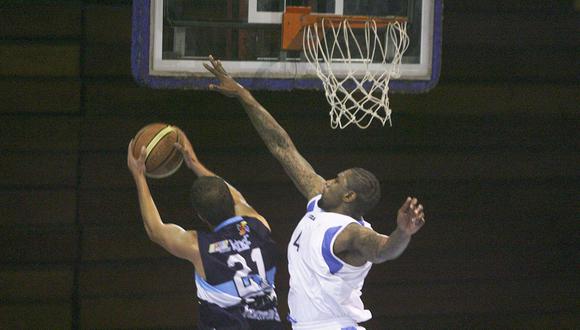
241, 216, 274, 238
233, 203, 271, 231
187, 230, 201, 249
311, 214, 360, 251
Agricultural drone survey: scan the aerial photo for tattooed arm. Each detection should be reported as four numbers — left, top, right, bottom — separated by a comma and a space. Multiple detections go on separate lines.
204, 55, 325, 200
334, 197, 426, 264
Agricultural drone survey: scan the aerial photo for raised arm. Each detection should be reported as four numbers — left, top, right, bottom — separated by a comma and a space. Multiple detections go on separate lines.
334, 197, 426, 264
173, 128, 271, 230
204, 55, 325, 200
127, 141, 199, 264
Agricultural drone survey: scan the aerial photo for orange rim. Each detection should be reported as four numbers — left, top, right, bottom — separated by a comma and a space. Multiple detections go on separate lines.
282, 6, 407, 51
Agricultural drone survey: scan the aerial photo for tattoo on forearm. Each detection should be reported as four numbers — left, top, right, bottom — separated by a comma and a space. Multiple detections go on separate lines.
240, 94, 323, 198
357, 229, 410, 263
246, 101, 291, 151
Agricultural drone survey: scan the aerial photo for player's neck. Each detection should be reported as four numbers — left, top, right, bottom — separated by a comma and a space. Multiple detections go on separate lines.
325, 204, 358, 219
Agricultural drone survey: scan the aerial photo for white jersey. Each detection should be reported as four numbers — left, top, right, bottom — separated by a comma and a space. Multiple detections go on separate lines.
287, 195, 373, 329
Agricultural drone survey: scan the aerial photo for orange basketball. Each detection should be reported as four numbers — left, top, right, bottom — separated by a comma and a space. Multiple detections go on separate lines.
132, 123, 183, 178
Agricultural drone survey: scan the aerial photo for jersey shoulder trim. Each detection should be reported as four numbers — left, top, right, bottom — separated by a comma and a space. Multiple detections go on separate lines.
306, 194, 322, 213
322, 225, 343, 274
213, 215, 244, 232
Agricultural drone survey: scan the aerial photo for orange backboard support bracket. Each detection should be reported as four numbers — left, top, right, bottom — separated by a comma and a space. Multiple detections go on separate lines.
281, 6, 315, 51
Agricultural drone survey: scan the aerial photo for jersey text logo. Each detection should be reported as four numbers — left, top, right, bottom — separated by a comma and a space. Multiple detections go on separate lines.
208, 239, 231, 253
229, 234, 252, 252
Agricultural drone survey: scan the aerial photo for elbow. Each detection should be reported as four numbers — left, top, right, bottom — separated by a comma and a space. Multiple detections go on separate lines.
383, 252, 403, 262
371, 253, 399, 264
145, 226, 163, 244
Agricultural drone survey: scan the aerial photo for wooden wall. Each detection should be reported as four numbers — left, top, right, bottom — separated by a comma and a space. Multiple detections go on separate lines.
0, 1, 578, 328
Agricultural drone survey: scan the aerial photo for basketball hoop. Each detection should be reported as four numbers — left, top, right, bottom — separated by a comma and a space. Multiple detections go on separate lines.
282, 7, 410, 129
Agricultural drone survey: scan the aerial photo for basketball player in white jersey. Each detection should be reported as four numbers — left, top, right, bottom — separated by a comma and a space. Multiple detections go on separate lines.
205, 55, 426, 330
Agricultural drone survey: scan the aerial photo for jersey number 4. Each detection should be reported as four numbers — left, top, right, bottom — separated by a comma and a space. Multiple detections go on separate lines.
227, 248, 267, 297
292, 232, 302, 251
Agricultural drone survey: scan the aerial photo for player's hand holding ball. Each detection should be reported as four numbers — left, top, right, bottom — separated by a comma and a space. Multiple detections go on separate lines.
128, 123, 183, 179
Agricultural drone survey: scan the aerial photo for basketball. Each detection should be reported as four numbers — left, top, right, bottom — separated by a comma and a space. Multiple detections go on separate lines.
132, 123, 183, 178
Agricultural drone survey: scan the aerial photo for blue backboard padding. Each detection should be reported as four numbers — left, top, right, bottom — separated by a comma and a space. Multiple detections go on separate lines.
132, 0, 442, 92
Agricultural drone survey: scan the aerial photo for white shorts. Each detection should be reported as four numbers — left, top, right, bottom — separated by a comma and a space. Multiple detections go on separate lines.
290, 317, 365, 330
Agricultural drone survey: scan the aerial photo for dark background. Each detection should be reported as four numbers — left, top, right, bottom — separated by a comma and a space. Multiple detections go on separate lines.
0, 1, 578, 328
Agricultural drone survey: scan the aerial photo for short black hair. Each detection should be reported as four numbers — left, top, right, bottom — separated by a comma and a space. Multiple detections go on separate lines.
346, 167, 381, 216
190, 176, 235, 225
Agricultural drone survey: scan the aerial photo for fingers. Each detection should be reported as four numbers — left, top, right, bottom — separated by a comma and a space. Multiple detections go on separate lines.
203, 62, 218, 76
208, 55, 227, 75
209, 84, 226, 94
414, 209, 424, 221
411, 201, 425, 228
401, 196, 412, 211
410, 198, 423, 217
174, 127, 186, 142
173, 142, 190, 158
413, 203, 423, 217
208, 55, 222, 72
128, 139, 134, 156
409, 197, 418, 210
404, 196, 426, 220
137, 145, 147, 161
215, 59, 226, 73
413, 217, 426, 228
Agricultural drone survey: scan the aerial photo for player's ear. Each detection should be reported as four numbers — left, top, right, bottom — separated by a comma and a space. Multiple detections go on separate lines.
343, 191, 357, 203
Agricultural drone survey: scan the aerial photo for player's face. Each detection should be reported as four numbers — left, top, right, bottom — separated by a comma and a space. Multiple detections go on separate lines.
320, 170, 350, 209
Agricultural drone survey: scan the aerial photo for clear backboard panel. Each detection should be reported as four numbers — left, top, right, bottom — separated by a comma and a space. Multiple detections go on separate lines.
132, 0, 442, 91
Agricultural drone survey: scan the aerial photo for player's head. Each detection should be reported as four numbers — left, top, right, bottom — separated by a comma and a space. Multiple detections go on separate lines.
320, 168, 381, 218
190, 176, 235, 227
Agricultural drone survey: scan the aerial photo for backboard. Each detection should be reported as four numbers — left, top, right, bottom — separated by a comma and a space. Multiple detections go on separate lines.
132, 0, 442, 92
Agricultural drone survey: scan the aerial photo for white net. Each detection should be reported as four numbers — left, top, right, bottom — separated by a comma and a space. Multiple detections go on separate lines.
303, 18, 409, 129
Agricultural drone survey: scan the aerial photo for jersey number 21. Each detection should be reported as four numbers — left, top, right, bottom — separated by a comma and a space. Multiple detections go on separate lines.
227, 248, 266, 297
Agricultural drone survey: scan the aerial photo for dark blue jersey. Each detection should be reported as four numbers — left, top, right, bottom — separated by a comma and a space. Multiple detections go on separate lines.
195, 216, 281, 328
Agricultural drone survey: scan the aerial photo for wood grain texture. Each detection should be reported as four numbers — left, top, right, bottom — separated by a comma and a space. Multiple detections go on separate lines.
0, 303, 71, 328
81, 224, 169, 261
444, 12, 579, 48
0, 153, 78, 186
0, 44, 80, 77
0, 3, 81, 38
0, 116, 80, 151
0, 266, 74, 300
84, 81, 580, 116
80, 295, 196, 328
0, 227, 78, 263
0, 1, 578, 328
0, 80, 81, 114
0, 190, 76, 225
79, 150, 579, 188
85, 4, 131, 44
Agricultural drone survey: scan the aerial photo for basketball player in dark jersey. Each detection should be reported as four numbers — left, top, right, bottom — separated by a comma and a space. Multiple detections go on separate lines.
127, 129, 283, 329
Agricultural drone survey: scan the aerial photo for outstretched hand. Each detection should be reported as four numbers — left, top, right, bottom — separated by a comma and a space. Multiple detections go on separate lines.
396, 197, 426, 236
172, 128, 198, 170
127, 140, 147, 178
203, 55, 245, 97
